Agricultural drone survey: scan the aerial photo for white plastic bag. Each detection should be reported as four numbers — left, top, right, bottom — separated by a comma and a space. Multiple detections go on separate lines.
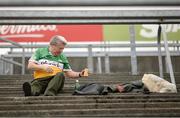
142, 74, 177, 93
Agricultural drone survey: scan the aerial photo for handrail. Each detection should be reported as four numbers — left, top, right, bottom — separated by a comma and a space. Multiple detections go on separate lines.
0, 0, 180, 6
0, 43, 180, 48
0, 56, 23, 67
0, 37, 25, 75
0, 37, 23, 48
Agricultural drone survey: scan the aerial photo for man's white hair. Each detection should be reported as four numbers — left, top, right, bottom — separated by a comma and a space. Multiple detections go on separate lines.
50, 35, 67, 45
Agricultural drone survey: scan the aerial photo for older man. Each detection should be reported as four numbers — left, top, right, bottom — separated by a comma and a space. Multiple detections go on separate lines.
23, 35, 87, 96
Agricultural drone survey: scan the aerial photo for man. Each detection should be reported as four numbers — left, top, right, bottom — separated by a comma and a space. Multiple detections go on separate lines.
23, 35, 88, 96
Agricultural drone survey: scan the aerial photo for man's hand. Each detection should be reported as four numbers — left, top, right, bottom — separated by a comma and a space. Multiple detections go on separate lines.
28, 62, 53, 73
79, 68, 88, 77
41, 65, 53, 73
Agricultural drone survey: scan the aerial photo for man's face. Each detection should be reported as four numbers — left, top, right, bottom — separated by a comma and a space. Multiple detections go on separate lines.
50, 42, 65, 56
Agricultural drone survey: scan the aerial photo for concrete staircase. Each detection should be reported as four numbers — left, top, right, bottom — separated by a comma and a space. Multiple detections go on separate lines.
0, 73, 180, 117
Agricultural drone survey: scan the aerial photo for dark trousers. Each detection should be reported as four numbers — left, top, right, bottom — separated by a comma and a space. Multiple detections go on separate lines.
30, 72, 65, 96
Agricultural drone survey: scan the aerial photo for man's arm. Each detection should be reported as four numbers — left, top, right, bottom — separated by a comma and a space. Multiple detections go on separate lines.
28, 61, 53, 73
64, 68, 89, 78
64, 70, 81, 78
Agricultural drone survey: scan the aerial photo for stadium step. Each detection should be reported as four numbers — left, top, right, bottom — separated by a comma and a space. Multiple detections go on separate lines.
0, 73, 179, 117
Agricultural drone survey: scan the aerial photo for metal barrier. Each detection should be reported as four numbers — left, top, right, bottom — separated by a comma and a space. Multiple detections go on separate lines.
0, 38, 25, 75
0, 41, 180, 75
0, 0, 180, 6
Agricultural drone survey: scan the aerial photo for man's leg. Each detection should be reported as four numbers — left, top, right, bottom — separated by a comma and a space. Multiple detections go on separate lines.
44, 72, 65, 96
23, 76, 52, 96
23, 82, 32, 96
31, 79, 48, 96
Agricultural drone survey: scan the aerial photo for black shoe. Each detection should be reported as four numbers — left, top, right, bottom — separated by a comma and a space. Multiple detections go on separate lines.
23, 82, 32, 96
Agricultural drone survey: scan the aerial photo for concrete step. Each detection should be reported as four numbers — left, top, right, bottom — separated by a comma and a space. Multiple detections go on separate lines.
0, 83, 179, 97
0, 93, 180, 100
0, 108, 180, 117
1, 98, 180, 105
0, 87, 180, 94
0, 73, 180, 80
0, 74, 179, 117
1, 75, 180, 85
0, 102, 180, 111
0, 78, 180, 85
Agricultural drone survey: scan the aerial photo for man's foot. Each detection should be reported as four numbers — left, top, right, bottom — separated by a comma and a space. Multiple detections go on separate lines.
23, 82, 32, 96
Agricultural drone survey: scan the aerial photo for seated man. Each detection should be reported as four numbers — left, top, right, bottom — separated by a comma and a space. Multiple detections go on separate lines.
23, 35, 87, 96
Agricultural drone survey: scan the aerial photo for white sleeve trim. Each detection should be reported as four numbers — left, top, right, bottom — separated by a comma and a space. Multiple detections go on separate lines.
63, 69, 72, 71
28, 59, 38, 64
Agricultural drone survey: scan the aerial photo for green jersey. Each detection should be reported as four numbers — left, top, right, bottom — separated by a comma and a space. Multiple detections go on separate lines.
29, 47, 71, 71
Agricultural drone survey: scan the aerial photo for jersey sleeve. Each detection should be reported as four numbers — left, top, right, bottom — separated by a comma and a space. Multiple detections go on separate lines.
63, 63, 72, 71
61, 54, 72, 71
29, 49, 41, 63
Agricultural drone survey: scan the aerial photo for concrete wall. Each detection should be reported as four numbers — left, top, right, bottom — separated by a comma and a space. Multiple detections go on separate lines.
10, 56, 180, 75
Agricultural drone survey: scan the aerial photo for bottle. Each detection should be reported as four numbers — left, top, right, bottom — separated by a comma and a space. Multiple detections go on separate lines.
75, 79, 80, 90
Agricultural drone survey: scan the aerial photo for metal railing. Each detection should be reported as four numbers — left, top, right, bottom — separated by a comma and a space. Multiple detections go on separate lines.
0, 38, 25, 75
0, 0, 180, 6
1, 41, 180, 75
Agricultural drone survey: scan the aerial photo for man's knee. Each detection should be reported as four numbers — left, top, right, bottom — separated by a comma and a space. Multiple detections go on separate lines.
31, 80, 42, 96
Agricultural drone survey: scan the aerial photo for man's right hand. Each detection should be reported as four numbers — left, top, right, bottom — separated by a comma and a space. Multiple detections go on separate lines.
80, 68, 89, 77
41, 65, 53, 73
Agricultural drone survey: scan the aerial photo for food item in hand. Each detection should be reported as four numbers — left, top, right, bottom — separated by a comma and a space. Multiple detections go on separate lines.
83, 68, 88, 77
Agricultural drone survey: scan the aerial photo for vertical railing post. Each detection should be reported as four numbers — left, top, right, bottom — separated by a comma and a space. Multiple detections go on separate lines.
105, 53, 110, 73
177, 40, 179, 52
97, 56, 102, 73
161, 24, 176, 85
22, 47, 25, 75
10, 48, 13, 75
129, 25, 138, 75
157, 25, 164, 78
104, 41, 110, 73
87, 45, 94, 73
